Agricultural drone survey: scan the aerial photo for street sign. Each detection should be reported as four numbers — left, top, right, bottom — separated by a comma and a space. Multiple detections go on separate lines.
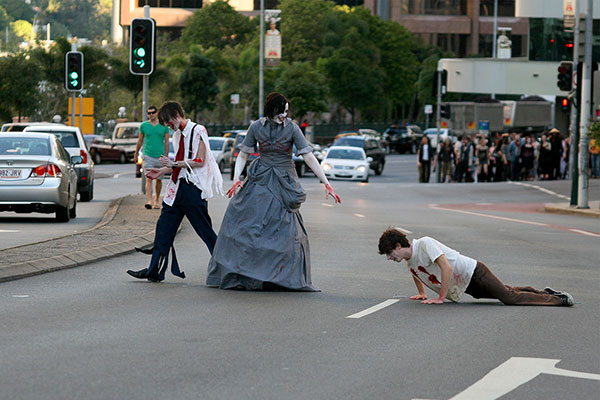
230, 94, 240, 105
563, 0, 576, 29
424, 104, 433, 114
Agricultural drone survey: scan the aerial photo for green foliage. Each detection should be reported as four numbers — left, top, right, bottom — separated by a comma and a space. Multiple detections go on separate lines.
0, 6, 10, 31
0, 53, 40, 120
276, 62, 328, 121
10, 19, 33, 40
0, 0, 34, 22
181, 0, 255, 50
40, 0, 111, 40
178, 53, 219, 116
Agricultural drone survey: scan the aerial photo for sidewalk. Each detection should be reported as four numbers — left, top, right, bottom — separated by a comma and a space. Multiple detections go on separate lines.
544, 200, 600, 218
0, 195, 161, 282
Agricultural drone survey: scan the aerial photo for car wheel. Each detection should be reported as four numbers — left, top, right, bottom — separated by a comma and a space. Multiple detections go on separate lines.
80, 182, 92, 202
296, 163, 305, 177
56, 193, 71, 222
410, 142, 417, 154
119, 153, 126, 164
375, 161, 384, 176
94, 152, 101, 164
219, 160, 226, 172
362, 175, 369, 183
69, 192, 77, 218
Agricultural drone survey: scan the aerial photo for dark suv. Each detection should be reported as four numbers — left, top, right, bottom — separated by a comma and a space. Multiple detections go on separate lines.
331, 135, 386, 175
382, 125, 422, 154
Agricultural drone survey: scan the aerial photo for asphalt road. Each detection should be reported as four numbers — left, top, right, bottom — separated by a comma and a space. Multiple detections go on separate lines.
1, 155, 599, 400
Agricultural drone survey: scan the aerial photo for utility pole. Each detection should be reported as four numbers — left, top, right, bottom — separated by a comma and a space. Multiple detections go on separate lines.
577, 0, 593, 209
436, 61, 442, 183
142, 5, 150, 122
71, 42, 77, 127
569, 0, 580, 206
259, 0, 265, 118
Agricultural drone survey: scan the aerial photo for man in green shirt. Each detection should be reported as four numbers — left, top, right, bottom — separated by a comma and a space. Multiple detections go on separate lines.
135, 105, 170, 209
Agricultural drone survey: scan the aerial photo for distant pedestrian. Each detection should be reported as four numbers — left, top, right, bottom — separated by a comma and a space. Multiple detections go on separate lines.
437, 138, 455, 183
378, 228, 574, 306
455, 136, 473, 183
135, 105, 170, 209
491, 145, 507, 182
590, 138, 600, 178
417, 135, 432, 183
520, 136, 535, 181
475, 136, 490, 182
538, 134, 552, 180
127, 101, 224, 282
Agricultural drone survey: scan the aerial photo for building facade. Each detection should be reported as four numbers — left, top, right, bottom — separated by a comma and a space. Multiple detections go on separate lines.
363, 0, 528, 58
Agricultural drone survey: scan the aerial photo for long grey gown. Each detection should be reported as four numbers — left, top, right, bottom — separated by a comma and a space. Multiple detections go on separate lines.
206, 118, 319, 291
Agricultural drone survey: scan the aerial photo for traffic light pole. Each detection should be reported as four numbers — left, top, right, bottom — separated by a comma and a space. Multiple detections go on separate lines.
568, 0, 580, 206
71, 42, 77, 127
258, 0, 264, 118
142, 6, 150, 122
436, 62, 442, 183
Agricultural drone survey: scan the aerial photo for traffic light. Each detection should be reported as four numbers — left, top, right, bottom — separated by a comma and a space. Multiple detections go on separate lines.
431, 69, 448, 97
440, 104, 451, 119
130, 18, 155, 75
559, 97, 569, 112
556, 61, 573, 91
65, 51, 84, 91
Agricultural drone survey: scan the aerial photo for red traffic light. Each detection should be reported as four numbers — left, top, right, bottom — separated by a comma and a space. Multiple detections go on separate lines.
562, 98, 568, 107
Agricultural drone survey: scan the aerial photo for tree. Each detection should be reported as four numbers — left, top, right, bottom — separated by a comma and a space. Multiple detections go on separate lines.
39, 0, 111, 40
276, 62, 328, 121
319, 27, 384, 124
10, 19, 33, 41
178, 53, 219, 118
0, 0, 34, 21
0, 53, 40, 121
279, 0, 336, 63
181, 0, 255, 50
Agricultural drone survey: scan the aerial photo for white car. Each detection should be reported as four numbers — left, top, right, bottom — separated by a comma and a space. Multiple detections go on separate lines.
23, 125, 94, 201
208, 137, 234, 172
321, 146, 371, 183
423, 128, 457, 149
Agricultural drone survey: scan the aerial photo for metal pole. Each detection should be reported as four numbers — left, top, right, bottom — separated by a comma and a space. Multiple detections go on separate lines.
79, 93, 83, 130
491, 0, 498, 100
577, 0, 593, 209
436, 61, 442, 183
142, 5, 150, 123
259, 0, 264, 118
71, 42, 77, 127
569, 0, 580, 205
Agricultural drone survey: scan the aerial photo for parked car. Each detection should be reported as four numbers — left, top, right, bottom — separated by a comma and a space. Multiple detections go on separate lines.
109, 122, 142, 161
423, 128, 457, 149
23, 125, 94, 201
1, 122, 65, 132
221, 129, 246, 138
87, 135, 129, 164
0, 133, 81, 221
229, 132, 260, 180
321, 146, 371, 182
382, 125, 423, 154
331, 135, 386, 175
209, 137, 234, 172
292, 143, 325, 177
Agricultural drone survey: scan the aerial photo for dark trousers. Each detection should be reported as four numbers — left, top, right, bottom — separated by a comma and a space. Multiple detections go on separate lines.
465, 262, 563, 306
418, 161, 431, 183
147, 180, 217, 279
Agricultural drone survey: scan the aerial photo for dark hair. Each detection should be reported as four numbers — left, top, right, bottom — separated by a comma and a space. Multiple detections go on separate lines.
264, 92, 289, 119
147, 105, 157, 112
158, 101, 184, 126
378, 228, 411, 255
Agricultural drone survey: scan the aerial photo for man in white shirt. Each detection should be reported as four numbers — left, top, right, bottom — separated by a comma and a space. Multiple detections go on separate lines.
127, 101, 224, 282
378, 228, 574, 306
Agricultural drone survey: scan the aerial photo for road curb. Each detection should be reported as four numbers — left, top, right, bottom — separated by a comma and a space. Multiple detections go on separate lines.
0, 195, 156, 283
544, 201, 600, 218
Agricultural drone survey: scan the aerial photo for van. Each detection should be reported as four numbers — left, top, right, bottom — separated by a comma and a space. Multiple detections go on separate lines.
110, 122, 142, 161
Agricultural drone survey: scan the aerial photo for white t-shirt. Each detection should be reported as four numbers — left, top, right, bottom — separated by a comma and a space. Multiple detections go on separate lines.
405, 237, 477, 302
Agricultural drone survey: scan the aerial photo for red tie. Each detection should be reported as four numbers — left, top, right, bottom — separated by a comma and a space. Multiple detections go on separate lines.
171, 134, 185, 183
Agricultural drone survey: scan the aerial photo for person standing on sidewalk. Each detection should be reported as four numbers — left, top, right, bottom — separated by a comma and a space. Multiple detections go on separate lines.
378, 228, 574, 306
135, 105, 170, 209
417, 135, 432, 183
127, 101, 224, 282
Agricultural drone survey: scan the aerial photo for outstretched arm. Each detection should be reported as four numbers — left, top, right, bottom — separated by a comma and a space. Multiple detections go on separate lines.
410, 275, 428, 300
227, 151, 249, 198
421, 254, 452, 304
303, 152, 341, 204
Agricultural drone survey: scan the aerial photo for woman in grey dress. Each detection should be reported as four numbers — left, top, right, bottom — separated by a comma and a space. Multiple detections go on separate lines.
206, 93, 341, 291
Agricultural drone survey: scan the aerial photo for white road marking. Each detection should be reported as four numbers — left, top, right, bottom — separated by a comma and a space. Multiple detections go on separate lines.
346, 299, 399, 319
354, 213, 365, 218
0, 230, 19, 233
394, 226, 413, 234
428, 205, 549, 227
509, 181, 570, 200
568, 229, 600, 238
447, 357, 600, 400
12, 295, 29, 298
112, 172, 131, 178
321, 203, 333, 208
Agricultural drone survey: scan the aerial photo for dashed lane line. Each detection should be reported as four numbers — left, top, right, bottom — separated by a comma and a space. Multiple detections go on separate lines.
346, 299, 399, 319
509, 181, 570, 200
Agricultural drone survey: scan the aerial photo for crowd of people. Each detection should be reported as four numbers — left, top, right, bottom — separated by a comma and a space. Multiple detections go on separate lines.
422, 128, 592, 183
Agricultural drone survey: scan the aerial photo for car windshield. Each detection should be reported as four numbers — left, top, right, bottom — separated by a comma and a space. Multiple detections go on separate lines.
115, 127, 139, 139
209, 139, 224, 150
327, 148, 364, 160
0, 137, 50, 155
333, 137, 364, 148
234, 134, 246, 147
26, 130, 78, 148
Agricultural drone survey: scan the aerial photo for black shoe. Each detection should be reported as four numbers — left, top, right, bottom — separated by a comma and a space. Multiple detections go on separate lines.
127, 268, 162, 282
554, 292, 575, 306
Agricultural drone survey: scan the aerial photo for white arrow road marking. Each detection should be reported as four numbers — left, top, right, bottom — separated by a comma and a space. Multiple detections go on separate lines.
353, 213, 365, 218
321, 203, 333, 208
12, 295, 29, 298
0, 230, 19, 233
346, 299, 399, 319
412, 357, 600, 400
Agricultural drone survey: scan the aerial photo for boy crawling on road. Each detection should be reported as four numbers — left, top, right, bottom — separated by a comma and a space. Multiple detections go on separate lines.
378, 228, 574, 306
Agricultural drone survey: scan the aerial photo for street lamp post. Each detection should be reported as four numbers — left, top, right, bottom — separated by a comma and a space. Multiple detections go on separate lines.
259, 0, 265, 118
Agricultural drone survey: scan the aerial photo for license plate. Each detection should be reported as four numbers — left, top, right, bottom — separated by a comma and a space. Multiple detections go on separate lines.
0, 169, 21, 179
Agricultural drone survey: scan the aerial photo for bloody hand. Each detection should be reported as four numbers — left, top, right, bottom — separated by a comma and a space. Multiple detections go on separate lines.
227, 180, 243, 198
325, 184, 341, 204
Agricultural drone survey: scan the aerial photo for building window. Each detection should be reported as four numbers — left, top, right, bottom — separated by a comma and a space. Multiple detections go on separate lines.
479, 0, 515, 17
399, 0, 467, 16
138, 0, 203, 8
528, 18, 573, 62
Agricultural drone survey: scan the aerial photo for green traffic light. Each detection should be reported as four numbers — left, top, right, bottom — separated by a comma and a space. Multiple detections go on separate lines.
135, 47, 146, 58
69, 71, 79, 79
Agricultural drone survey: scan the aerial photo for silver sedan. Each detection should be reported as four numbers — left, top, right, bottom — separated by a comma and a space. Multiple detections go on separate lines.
0, 132, 81, 222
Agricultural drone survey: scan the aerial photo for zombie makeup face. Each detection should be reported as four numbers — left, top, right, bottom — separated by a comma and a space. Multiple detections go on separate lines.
271, 102, 289, 124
